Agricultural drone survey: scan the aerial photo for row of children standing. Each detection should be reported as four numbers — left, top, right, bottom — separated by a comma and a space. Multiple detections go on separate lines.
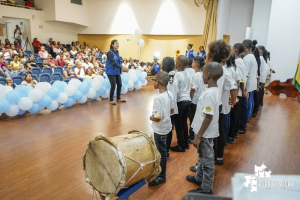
148, 39, 271, 195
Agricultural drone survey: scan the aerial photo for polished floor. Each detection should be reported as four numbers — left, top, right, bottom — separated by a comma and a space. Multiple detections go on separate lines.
0, 86, 299, 200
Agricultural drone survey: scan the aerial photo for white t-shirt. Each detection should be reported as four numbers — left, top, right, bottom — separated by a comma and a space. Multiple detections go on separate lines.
15, 29, 21, 39
185, 67, 196, 84
74, 67, 85, 78
235, 58, 247, 96
191, 87, 220, 138
260, 56, 270, 83
53, 47, 62, 54
191, 72, 204, 105
221, 66, 238, 114
4, 51, 11, 59
243, 54, 258, 92
175, 71, 191, 102
151, 91, 174, 135
167, 71, 178, 115
70, 50, 77, 55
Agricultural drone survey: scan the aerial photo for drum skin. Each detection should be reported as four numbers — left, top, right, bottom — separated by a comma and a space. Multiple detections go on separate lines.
83, 130, 161, 198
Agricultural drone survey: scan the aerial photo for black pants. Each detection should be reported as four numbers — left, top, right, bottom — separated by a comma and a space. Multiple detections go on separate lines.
107, 75, 122, 101
253, 90, 260, 114
174, 101, 191, 147
259, 83, 265, 106
167, 115, 176, 152
229, 101, 239, 138
188, 103, 197, 139
154, 133, 167, 178
238, 96, 248, 130
214, 106, 225, 159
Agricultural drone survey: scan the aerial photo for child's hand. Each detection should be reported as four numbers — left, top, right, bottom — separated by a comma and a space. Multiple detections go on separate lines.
192, 137, 201, 149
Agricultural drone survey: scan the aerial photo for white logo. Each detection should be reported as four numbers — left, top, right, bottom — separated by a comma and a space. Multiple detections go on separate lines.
244, 164, 293, 192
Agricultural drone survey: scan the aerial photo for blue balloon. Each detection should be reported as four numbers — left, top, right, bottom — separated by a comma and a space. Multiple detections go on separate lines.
97, 88, 106, 95
39, 95, 52, 107
121, 84, 125, 91
72, 90, 83, 101
15, 85, 31, 98
83, 78, 92, 87
58, 103, 62, 108
136, 73, 142, 81
18, 109, 26, 115
122, 77, 129, 85
47, 87, 60, 99
134, 80, 139, 85
64, 98, 74, 107
28, 103, 40, 113
140, 77, 146, 83
53, 81, 67, 93
92, 94, 100, 100
0, 98, 10, 113
78, 83, 89, 94
5, 90, 21, 104
102, 79, 111, 89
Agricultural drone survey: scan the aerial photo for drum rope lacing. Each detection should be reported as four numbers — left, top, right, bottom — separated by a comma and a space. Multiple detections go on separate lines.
113, 135, 157, 186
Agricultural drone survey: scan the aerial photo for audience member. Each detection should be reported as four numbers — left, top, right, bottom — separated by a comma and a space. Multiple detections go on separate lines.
10, 54, 21, 71
38, 46, 49, 58
74, 63, 85, 78
17, 64, 29, 76
18, 52, 27, 64
5, 64, 17, 78
32, 38, 42, 52
5, 77, 17, 89
13, 40, 22, 51
56, 54, 65, 68
85, 68, 96, 79
47, 54, 57, 68
25, 55, 37, 70
22, 73, 37, 87
63, 63, 75, 78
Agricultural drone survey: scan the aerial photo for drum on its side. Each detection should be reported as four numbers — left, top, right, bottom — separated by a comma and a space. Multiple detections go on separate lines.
83, 130, 161, 199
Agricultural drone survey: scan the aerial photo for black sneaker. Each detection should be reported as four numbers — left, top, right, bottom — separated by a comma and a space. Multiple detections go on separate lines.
170, 145, 185, 152
188, 187, 212, 194
227, 137, 235, 144
148, 177, 166, 186
167, 152, 169, 157
252, 112, 257, 117
238, 128, 247, 134
234, 133, 239, 138
185, 143, 190, 149
186, 175, 202, 186
188, 138, 194, 144
190, 166, 197, 172
215, 159, 224, 165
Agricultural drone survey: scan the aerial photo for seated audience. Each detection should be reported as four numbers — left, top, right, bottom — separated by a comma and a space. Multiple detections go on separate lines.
32, 38, 41, 53
63, 63, 76, 79
102, 55, 107, 67
4, 45, 12, 59
85, 68, 96, 79
5, 77, 17, 89
10, 45, 18, 56
134, 59, 140, 69
47, 38, 53, 47
5, 64, 17, 78
64, 54, 74, 65
53, 44, 62, 55
56, 54, 65, 68
47, 54, 57, 68
22, 73, 37, 87
74, 63, 85, 78
62, 48, 68, 56
25, 55, 37, 70
10, 55, 20, 71
82, 58, 93, 69
13, 40, 22, 51
43, 59, 50, 68
128, 58, 135, 69
17, 64, 30, 76
38, 46, 49, 58
4, 39, 11, 46
122, 58, 128, 68
70, 47, 77, 57
0, 68, 5, 77
18, 52, 28, 63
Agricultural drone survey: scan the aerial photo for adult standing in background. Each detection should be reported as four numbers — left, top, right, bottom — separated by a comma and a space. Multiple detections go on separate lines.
106, 39, 127, 105
14, 25, 22, 47
186, 44, 196, 58
197, 46, 207, 58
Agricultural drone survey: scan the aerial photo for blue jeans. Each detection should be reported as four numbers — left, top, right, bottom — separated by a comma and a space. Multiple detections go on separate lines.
154, 133, 167, 178
174, 100, 191, 147
247, 91, 254, 120
238, 96, 248, 129
224, 113, 230, 142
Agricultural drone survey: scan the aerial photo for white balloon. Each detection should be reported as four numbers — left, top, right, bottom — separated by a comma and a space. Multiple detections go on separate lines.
129, 74, 137, 82
18, 97, 33, 110
0, 86, 13, 98
69, 79, 82, 90
128, 69, 136, 74
78, 95, 88, 104
134, 82, 142, 90
64, 85, 76, 96
138, 39, 145, 47
93, 75, 104, 84
47, 100, 58, 111
126, 80, 134, 89
101, 90, 109, 99
86, 88, 96, 98
28, 89, 43, 102
121, 86, 128, 94
56, 92, 68, 104
35, 82, 51, 95
135, 28, 142, 37
5, 104, 19, 117
128, 87, 134, 91
142, 72, 147, 78
142, 80, 148, 86
91, 80, 102, 91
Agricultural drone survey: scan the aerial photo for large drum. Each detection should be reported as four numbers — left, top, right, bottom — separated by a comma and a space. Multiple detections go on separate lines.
83, 130, 161, 199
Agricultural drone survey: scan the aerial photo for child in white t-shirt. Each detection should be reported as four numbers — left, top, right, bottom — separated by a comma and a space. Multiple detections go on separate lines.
187, 62, 223, 195
189, 56, 206, 142
149, 71, 174, 187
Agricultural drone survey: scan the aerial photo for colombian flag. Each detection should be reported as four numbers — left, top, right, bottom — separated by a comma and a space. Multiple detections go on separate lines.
292, 59, 300, 92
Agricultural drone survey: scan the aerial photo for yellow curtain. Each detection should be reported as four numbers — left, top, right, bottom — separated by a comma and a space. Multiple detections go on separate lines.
202, 0, 218, 49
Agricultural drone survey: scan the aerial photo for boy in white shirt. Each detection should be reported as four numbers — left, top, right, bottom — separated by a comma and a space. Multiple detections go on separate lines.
232, 43, 248, 134
189, 56, 206, 142
242, 40, 258, 122
186, 62, 223, 195
170, 55, 191, 152
149, 71, 174, 186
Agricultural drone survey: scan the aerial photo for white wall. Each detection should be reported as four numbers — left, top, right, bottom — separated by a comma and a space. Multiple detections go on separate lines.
251, 0, 272, 46
79, 0, 206, 35
266, 0, 300, 82
217, 0, 254, 45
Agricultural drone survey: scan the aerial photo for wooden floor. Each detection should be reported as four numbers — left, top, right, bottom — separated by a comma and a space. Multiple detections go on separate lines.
0, 86, 300, 200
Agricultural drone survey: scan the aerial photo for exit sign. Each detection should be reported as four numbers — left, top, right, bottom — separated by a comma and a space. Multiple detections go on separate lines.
127, 39, 131, 41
